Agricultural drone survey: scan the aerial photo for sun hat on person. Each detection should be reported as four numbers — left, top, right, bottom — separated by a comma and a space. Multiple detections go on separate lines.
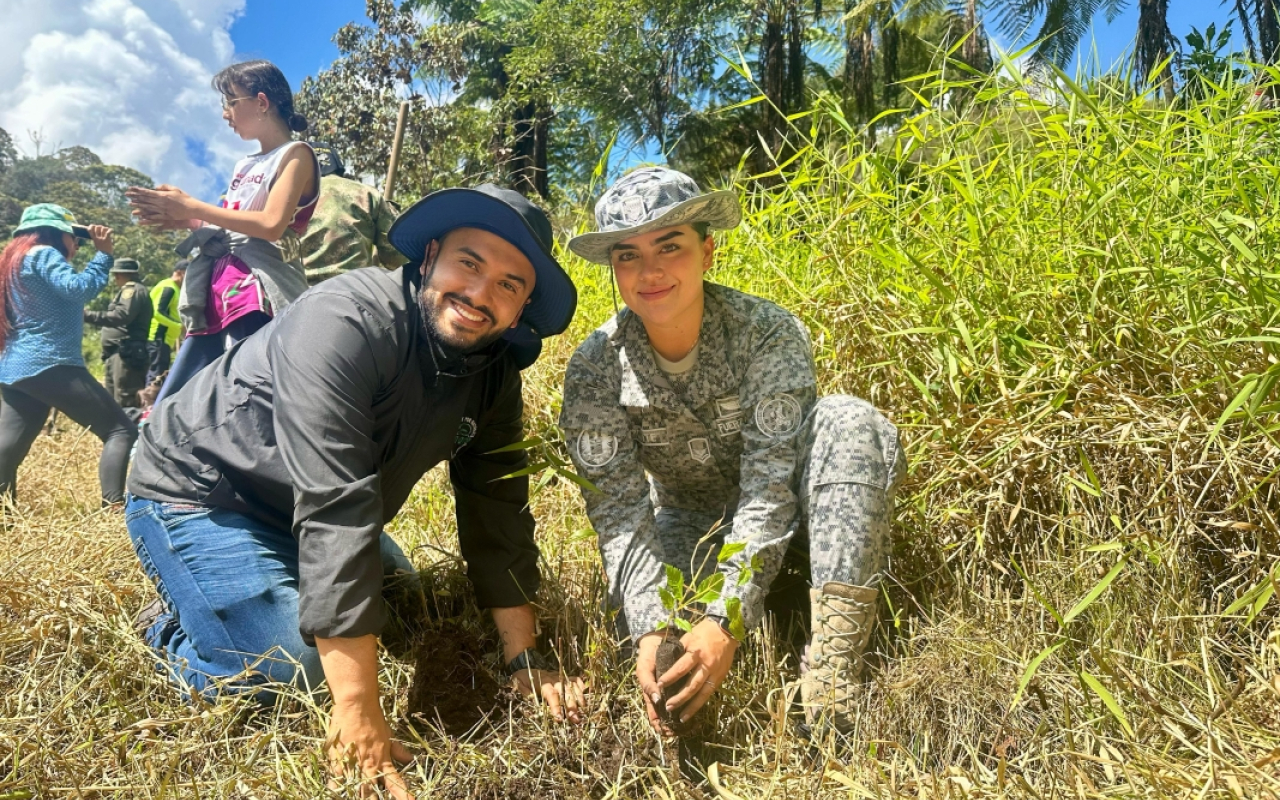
109, 259, 141, 274
12, 203, 92, 240
388, 183, 578, 368
567, 167, 741, 265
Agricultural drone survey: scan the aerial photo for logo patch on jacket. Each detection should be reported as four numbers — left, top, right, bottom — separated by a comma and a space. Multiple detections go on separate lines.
755, 394, 802, 437
455, 417, 477, 448
577, 431, 619, 468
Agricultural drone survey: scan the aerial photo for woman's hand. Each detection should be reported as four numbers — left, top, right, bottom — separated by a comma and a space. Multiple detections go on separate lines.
87, 225, 113, 255
126, 185, 195, 228
510, 668, 587, 723
657, 619, 738, 727
326, 695, 414, 800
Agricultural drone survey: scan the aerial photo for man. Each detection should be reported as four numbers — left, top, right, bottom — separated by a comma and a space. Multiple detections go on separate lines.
125, 184, 582, 798
300, 142, 406, 285
146, 261, 185, 384
84, 258, 153, 409
559, 168, 905, 738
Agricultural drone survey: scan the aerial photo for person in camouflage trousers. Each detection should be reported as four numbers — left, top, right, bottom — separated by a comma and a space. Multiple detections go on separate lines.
299, 143, 406, 285
559, 167, 906, 737
85, 259, 153, 410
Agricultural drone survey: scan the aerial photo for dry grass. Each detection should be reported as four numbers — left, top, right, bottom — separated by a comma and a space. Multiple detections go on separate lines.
4, 69, 1280, 798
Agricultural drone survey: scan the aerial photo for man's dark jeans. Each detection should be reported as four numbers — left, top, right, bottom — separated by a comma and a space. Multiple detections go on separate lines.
125, 494, 417, 700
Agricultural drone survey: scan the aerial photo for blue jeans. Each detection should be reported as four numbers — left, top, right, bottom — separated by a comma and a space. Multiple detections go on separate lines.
124, 494, 416, 700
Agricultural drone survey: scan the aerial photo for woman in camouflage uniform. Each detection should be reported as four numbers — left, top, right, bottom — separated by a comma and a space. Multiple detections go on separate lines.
559, 167, 906, 736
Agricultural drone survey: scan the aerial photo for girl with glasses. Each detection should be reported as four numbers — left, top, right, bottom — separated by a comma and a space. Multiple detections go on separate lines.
126, 60, 320, 402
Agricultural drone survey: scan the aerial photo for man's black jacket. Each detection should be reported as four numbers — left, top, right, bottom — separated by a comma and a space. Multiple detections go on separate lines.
128, 265, 538, 642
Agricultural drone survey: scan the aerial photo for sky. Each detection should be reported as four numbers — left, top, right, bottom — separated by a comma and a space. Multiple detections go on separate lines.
0, 0, 1244, 202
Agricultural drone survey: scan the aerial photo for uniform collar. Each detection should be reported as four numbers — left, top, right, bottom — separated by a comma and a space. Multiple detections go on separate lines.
611, 283, 737, 410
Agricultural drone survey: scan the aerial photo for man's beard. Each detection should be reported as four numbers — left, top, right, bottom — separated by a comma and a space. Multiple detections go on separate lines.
417, 287, 509, 361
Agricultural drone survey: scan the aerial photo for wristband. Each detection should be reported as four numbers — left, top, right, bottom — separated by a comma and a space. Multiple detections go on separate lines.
705, 613, 737, 641
504, 647, 559, 676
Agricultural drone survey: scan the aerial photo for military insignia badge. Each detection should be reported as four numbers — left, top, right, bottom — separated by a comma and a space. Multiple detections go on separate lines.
577, 431, 619, 468
688, 437, 712, 464
755, 394, 802, 437
714, 395, 743, 438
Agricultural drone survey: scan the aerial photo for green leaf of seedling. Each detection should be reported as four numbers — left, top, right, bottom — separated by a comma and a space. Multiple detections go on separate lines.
1081, 670, 1134, 737
718, 542, 747, 563
675, 617, 693, 633
664, 565, 685, 603
726, 598, 746, 641
1010, 641, 1063, 710
658, 587, 674, 611
1062, 556, 1129, 626
691, 573, 725, 605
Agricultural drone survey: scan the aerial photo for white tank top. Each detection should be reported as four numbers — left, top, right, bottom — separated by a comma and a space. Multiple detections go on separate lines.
219, 142, 318, 240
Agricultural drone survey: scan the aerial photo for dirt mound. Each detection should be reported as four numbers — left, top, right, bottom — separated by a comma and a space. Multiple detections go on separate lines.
406, 619, 509, 736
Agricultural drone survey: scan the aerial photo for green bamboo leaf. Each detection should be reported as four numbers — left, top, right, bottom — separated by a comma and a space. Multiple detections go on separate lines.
1081, 671, 1134, 737
1009, 641, 1063, 710
1062, 556, 1128, 625
493, 462, 548, 481
485, 437, 543, 454
1204, 378, 1258, 455
553, 465, 600, 494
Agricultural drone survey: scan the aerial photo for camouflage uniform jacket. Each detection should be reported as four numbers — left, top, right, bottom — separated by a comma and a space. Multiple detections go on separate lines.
301, 174, 406, 284
560, 283, 818, 637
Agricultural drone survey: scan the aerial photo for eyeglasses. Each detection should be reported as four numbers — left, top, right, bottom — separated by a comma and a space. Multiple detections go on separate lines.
221, 95, 257, 111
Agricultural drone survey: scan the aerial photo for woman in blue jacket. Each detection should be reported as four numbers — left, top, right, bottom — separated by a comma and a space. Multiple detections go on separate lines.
0, 204, 136, 505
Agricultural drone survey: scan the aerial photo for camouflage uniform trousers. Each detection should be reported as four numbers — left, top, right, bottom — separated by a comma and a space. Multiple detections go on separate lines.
631, 395, 905, 638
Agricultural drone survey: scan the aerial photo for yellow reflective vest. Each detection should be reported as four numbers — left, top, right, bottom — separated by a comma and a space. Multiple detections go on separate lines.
148, 277, 182, 348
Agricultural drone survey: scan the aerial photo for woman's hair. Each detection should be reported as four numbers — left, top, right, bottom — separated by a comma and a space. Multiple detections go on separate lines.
0, 227, 68, 350
213, 60, 309, 134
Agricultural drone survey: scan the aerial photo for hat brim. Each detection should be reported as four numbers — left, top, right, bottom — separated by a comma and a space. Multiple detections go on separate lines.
389, 189, 577, 337
567, 190, 741, 265
13, 220, 74, 237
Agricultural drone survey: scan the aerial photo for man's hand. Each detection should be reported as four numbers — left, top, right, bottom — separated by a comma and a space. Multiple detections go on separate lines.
316, 635, 413, 799
88, 224, 113, 255
637, 619, 739, 733
510, 667, 587, 724
491, 604, 586, 723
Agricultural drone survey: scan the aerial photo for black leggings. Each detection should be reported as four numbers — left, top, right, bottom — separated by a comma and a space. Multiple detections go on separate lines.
0, 365, 137, 504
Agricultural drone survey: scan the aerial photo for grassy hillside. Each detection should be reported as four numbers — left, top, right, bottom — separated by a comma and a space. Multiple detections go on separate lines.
2, 70, 1278, 798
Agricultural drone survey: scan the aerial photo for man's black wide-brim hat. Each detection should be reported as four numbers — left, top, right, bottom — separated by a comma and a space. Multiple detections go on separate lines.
389, 184, 577, 344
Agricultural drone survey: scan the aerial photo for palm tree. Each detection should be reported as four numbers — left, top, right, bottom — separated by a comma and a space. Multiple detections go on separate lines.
993, 0, 1176, 97
1229, 0, 1280, 65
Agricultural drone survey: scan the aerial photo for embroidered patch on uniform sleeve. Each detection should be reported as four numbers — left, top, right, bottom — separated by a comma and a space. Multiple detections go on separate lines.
688, 438, 712, 463
577, 431, 619, 468
755, 393, 802, 438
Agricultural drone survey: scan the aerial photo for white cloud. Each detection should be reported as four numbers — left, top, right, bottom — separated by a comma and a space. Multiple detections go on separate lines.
0, 0, 247, 201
